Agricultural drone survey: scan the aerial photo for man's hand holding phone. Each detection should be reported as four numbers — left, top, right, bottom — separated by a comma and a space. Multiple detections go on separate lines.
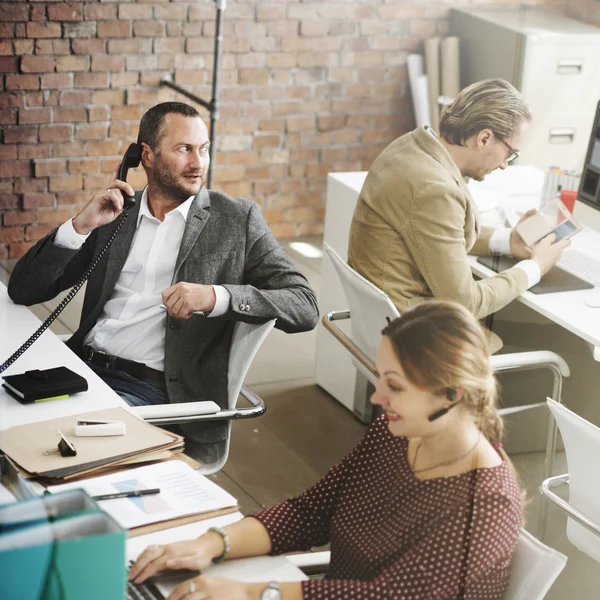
72, 162, 135, 236
530, 233, 571, 276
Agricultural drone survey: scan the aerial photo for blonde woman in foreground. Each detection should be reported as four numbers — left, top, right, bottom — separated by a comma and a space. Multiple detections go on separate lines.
130, 301, 522, 600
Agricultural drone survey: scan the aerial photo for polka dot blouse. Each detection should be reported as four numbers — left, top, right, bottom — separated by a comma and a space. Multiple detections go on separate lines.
252, 416, 522, 599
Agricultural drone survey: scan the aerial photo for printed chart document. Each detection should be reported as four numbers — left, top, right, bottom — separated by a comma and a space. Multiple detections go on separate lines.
48, 461, 237, 531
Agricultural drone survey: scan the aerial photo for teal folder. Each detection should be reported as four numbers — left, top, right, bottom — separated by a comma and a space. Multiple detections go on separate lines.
0, 490, 127, 600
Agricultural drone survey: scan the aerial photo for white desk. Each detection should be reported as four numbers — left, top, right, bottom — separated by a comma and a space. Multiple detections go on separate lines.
0, 282, 307, 588
316, 169, 600, 416
0, 282, 126, 430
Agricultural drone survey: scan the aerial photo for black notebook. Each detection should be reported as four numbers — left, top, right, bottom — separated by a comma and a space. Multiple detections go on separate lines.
2, 367, 88, 404
477, 255, 594, 294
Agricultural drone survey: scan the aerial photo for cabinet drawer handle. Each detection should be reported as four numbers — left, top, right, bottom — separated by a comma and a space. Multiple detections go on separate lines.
549, 128, 575, 144
557, 59, 583, 75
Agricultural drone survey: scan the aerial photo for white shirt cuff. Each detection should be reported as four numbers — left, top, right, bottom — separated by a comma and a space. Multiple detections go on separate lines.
208, 285, 231, 318
489, 228, 512, 256
514, 260, 541, 288
54, 218, 90, 250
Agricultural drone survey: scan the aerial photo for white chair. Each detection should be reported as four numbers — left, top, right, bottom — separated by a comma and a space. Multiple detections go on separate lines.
133, 319, 276, 474
540, 399, 600, 562
322, 243, 570, 536
288, 529, 566, 599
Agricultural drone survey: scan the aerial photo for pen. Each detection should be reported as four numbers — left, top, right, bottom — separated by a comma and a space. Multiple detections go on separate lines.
92, 488, 161, 501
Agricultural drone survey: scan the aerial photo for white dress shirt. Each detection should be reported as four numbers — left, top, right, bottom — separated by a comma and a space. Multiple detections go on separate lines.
53, 189, 231, 371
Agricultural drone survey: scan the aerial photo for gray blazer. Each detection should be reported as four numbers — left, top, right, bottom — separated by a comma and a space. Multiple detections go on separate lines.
8, 188, 319, 443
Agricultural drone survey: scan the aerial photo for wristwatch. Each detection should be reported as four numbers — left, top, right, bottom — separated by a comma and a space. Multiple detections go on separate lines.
260, 581, 281, 600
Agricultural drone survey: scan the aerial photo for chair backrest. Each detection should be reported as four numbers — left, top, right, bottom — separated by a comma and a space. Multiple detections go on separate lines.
547, 398, 600, 562
504, 528, 567, 600
323, 243, 399, 365
200, 318, 276, 474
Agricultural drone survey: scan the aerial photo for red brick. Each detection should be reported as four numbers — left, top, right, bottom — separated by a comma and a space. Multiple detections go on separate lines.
68, 159, 101, 174
0, 161, 31, 178
56, 56, 90, 72
37, 207, 72, 225
20, 56, 54, 74
39, 125, 73, 143
76, 124, 107, 141
18, 108, 51, 124
47, 4, 83, 21
85, 4, 117, 20
126, 89, 158, 105
19, 144, 52, 160
86, 141, 121, 157
74, 72, 108, 88
133, 20, 165, 37
49, 175, 83, 193
111, 105, 144, 121
92, 90, 124, 106
154, 4, 187, 20
26, 224, 56, 242
0, 109, 16, 125
82, 174, 107, 190
0, 195, 19, 209
22, 193, 55, 209
6, 74, 39, 90
112, 72, 139, 87
98, 22, 131, 38
118, 4, 152, 19
53, 142, 85, 157
270, 223, 296, 239
59, 90, 93, 106
12, 40, 32, 55
25, 91, 55, 108
27, 23, 62, 39
57, 191, 88, 206
54, 107, 87, 123
34, 160, 67, 177
239, 69, 269, 85
4, 211, 35, 226
88, 107, 109, 122
41, 73, 73, 89
0, 182, 13, 194
72, 38, 105, 55
0, 56, 17, 73
91, 56, 124, 72
0, 23, 13, 37
63, 22, 98, 39
4, 126, 38, 144
107, 39, 151, 55
0, 5, 28, 21
9, 242, 35, 259
0, 227, 24, 243
0, 145, 17, 160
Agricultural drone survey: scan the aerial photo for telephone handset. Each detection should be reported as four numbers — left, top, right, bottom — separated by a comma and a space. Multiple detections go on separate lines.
0, 144, 142, 374
119, 143, 142, 210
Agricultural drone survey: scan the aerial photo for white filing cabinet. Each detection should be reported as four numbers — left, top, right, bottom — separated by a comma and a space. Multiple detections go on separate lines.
450, 7, 600, 170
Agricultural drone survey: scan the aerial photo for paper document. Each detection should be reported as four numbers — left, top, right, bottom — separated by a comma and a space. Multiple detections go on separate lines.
48, 461, 237, 530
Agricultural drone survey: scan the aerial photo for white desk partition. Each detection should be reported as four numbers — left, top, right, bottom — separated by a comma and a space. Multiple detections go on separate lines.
317, 168, 600, 414
0, 282, 126, 431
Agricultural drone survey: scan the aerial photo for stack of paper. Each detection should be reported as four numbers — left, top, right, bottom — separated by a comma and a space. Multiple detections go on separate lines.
0, 407, 185, 482
48, 461, 238, 537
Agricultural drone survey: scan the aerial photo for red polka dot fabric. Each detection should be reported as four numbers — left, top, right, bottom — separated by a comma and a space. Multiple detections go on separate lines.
253, 416, 522, 599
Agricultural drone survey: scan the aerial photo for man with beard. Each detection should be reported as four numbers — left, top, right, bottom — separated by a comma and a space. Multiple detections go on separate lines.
348, 78, 569, 353
8, 102, 319, 450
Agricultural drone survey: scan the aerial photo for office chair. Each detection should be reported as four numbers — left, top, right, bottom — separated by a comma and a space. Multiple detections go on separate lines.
322, 243, 570, 537
540, 399, 600, 559
132, 318, 276, 475
287, 529, 567, 599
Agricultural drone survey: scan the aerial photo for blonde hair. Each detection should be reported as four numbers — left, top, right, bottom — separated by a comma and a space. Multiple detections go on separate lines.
382, 301, 507, 460
439, 78, 532, 146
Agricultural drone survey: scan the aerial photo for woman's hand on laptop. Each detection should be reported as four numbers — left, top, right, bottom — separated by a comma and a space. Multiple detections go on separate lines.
129, 536, 222, 583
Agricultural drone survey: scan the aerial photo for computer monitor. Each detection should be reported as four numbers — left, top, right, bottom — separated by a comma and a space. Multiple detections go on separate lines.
573, 100, 600, 232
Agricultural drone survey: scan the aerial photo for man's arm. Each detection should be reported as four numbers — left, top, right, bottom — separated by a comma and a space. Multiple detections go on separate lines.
221, 203, 319, 333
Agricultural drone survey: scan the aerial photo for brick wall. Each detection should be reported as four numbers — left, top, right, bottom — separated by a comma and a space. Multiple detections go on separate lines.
0, 0, 569, 260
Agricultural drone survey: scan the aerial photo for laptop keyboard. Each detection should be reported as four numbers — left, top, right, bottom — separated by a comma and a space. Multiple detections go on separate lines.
126, 579, 164, 600
559, 249, 600, 285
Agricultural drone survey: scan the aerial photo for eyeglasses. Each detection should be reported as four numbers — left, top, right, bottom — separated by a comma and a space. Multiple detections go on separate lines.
497, 136, 520, 164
